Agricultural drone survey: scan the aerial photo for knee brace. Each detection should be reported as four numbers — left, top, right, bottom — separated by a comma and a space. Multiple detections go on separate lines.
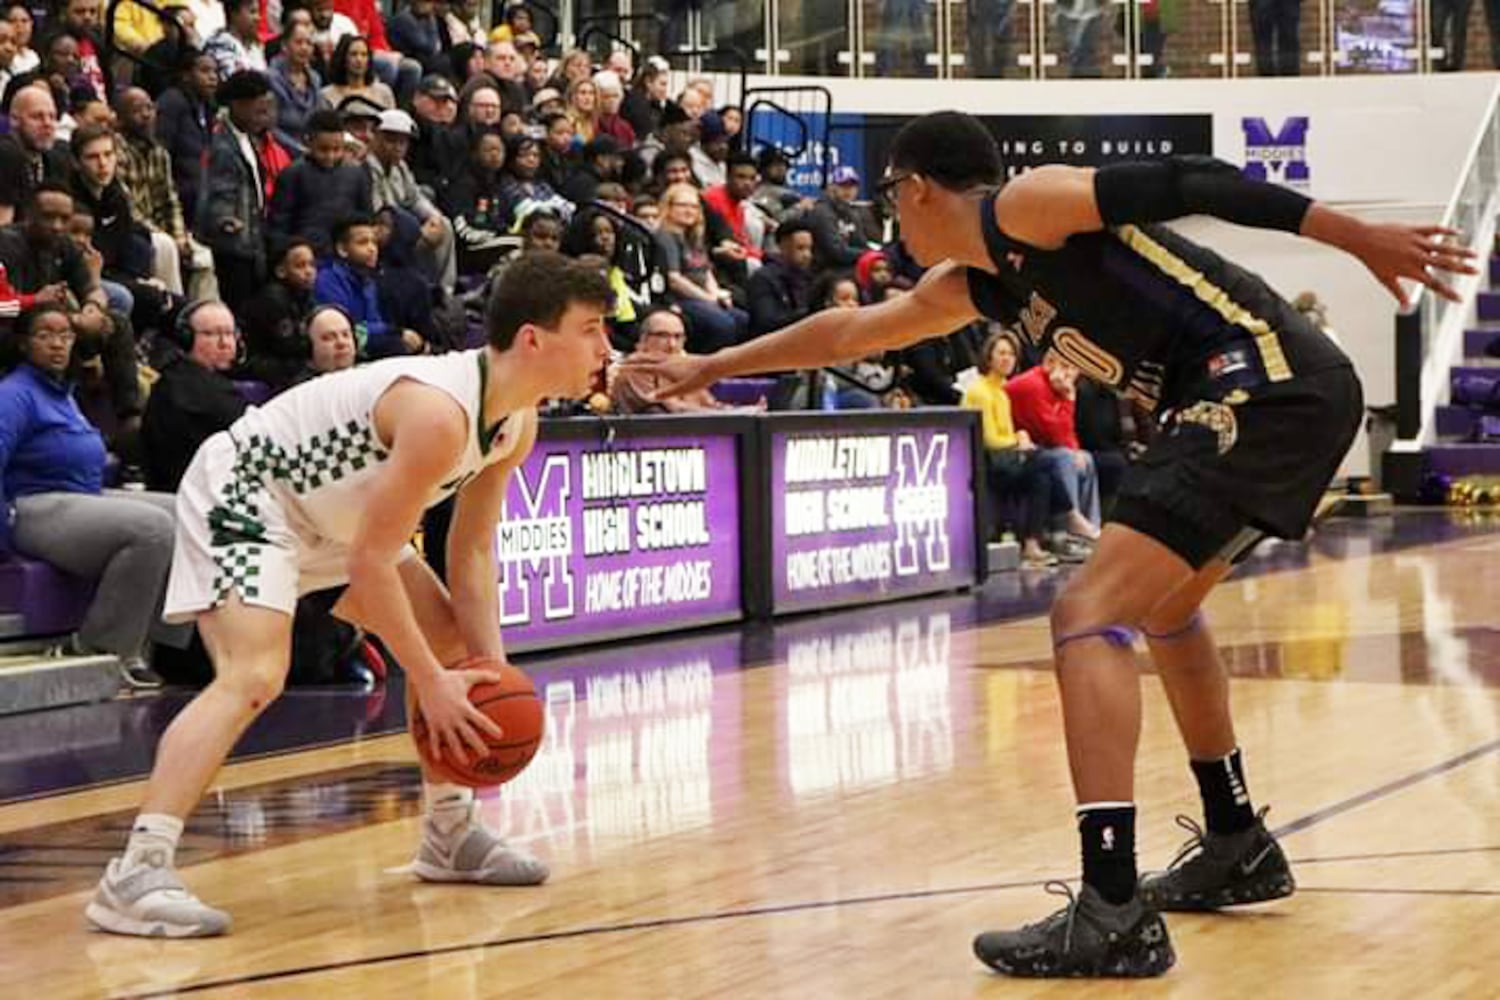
1143, 610, 1205, 642
1054, 624, 1140, 653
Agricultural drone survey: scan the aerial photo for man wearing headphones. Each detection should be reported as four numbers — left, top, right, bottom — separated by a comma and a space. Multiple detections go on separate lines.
141, 300, 248, 492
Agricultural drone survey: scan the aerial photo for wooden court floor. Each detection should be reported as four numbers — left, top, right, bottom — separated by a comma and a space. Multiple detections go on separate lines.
1, 523, 1497, 998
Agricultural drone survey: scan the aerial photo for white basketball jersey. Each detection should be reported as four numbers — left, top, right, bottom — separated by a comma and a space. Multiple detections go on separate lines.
223, 349, 533, 547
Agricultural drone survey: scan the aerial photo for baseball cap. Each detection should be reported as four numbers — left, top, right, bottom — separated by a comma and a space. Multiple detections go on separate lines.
376, 108, 418, 136
531, 87, 562, 109
831, 165, 860, 186
418, 74, 458, 101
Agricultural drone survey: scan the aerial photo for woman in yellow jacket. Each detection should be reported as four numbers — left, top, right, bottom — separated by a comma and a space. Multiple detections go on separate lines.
962, 329, 1063, 568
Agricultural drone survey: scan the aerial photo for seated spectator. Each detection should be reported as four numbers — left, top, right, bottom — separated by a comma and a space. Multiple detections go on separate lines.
591, 69, 636, 148
309, 0, 358, 63
560, 134, 624, 207
747, 217, 815, 337
855, 249, 896, 303
442, 126, 514, 276
3, 3, 39, 77
58, 0, 107, 101
611, 306, 738, 414
702, 151, 768, 273
141, 299, 248, 492
293, 302, 358, 383
408, 73, 463, 190
656, 182, 748, 353
314, 214, 423, 357
564, 207, 642, 348
632, 192, 660, 229
134, 2, 199, 98
372, 208, 441, 349
0, 83, 70, 226
719, 104, 743, 145
565, 77, 598, 143
321, 33, 395, 110
365, 108, 456, 291
115, 87, 218, 302
481, 38, 529, 113
155, 48, 218, 225
1007, 352, 1102, 543
269, 21, 322, 155
69, 124, 178, 334
0, 183, 141, 436
538, 111, 577, 190
240, 238, 318, 389
268, 108, 373, 255
962, 330, 1062, 568
444, 0, 483, 45
334, 0, 420, 104
461, 80, 503, 131
487, 2, 532, 43
195, 70, 274, 313
388, 0, 446, 76
621, 56, 669, 141
498, 133, 565, 219
0, 305, 175, 688
204, 0, 265, 79
809, 165, 882, 270
690, 110, 730, 190
754, 135, 802, 210
548, 48, 593, 94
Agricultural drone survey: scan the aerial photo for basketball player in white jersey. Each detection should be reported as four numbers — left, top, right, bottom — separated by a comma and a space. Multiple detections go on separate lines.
85, 253, 614, 937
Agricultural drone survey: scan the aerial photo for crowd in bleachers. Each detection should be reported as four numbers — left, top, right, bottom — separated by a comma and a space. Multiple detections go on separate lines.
0, 0, 1166, 686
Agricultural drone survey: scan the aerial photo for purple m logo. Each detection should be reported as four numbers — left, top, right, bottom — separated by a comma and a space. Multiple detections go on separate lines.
1241, 116, 1309, 188
498, 453, 576, 625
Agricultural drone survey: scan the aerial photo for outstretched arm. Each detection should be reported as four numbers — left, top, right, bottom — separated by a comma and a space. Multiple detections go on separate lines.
996, 158, 1477, 306
623, 262, 981, 399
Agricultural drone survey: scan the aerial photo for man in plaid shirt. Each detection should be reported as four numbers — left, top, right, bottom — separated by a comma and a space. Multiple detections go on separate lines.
114, 88, 218, 300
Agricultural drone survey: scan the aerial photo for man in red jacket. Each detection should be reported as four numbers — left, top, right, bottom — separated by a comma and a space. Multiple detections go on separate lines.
1007, 352, 1101, 541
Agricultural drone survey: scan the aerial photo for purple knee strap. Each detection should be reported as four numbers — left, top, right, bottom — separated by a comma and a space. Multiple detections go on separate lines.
1053, 625, 1140, 653
1143, 611, 1205, 642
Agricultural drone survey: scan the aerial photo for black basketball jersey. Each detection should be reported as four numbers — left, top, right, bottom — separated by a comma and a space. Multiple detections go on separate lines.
963, 190, 1350, 412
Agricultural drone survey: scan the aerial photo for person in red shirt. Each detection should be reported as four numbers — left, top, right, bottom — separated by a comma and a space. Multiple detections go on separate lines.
1007, 352, 1101, 539
701, 151, 766, 270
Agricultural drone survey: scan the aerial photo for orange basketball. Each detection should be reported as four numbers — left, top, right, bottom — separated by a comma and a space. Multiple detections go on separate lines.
410, 658, 544, 788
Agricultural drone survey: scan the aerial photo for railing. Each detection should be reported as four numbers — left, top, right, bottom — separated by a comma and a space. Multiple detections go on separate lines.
1386, 79, 1500, 496
537, 1, 1479, 80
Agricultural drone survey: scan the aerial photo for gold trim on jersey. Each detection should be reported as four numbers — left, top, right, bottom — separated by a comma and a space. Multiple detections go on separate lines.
1115, 224, 1293, 382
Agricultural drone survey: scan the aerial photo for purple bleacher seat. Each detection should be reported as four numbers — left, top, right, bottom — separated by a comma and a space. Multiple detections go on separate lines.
711, 377, 778, 406
233, 380, 274, 406
0, 554, 95, 637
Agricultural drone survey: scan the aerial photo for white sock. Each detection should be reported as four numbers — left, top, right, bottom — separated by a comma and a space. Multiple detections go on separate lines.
124, 813, 184, 869
424, 783, 475, 836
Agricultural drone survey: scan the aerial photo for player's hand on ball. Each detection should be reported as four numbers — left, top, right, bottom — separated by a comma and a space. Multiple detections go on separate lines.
414, 666, 505, 763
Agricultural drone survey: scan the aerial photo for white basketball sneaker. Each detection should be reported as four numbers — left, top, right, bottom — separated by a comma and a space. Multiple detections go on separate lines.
86, 854, 231, 938
412, 804, 550, 886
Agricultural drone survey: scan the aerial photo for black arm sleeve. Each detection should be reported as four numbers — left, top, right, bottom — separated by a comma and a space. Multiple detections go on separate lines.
1093, 156, 1313, 234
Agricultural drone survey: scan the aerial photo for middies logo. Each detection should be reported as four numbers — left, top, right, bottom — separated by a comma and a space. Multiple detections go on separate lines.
1241, 116, 1309, 190
893, 433, 951, 577
498, 454, 575, 624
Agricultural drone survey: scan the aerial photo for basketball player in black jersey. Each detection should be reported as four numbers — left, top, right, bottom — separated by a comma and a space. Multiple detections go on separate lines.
631, 111, 1477, 977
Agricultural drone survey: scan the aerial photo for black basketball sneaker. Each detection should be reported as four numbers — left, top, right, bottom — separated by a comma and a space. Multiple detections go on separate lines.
1139, 808, 1295, 911
973, 882, 1176, 978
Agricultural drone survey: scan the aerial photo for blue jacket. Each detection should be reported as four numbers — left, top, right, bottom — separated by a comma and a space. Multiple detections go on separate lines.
313, 257, 397, 355
0, 364, 107, 552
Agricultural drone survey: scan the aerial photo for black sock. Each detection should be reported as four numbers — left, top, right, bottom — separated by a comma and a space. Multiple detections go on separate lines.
1077, 804, 1137, 905
1190, 747, 1256, 835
